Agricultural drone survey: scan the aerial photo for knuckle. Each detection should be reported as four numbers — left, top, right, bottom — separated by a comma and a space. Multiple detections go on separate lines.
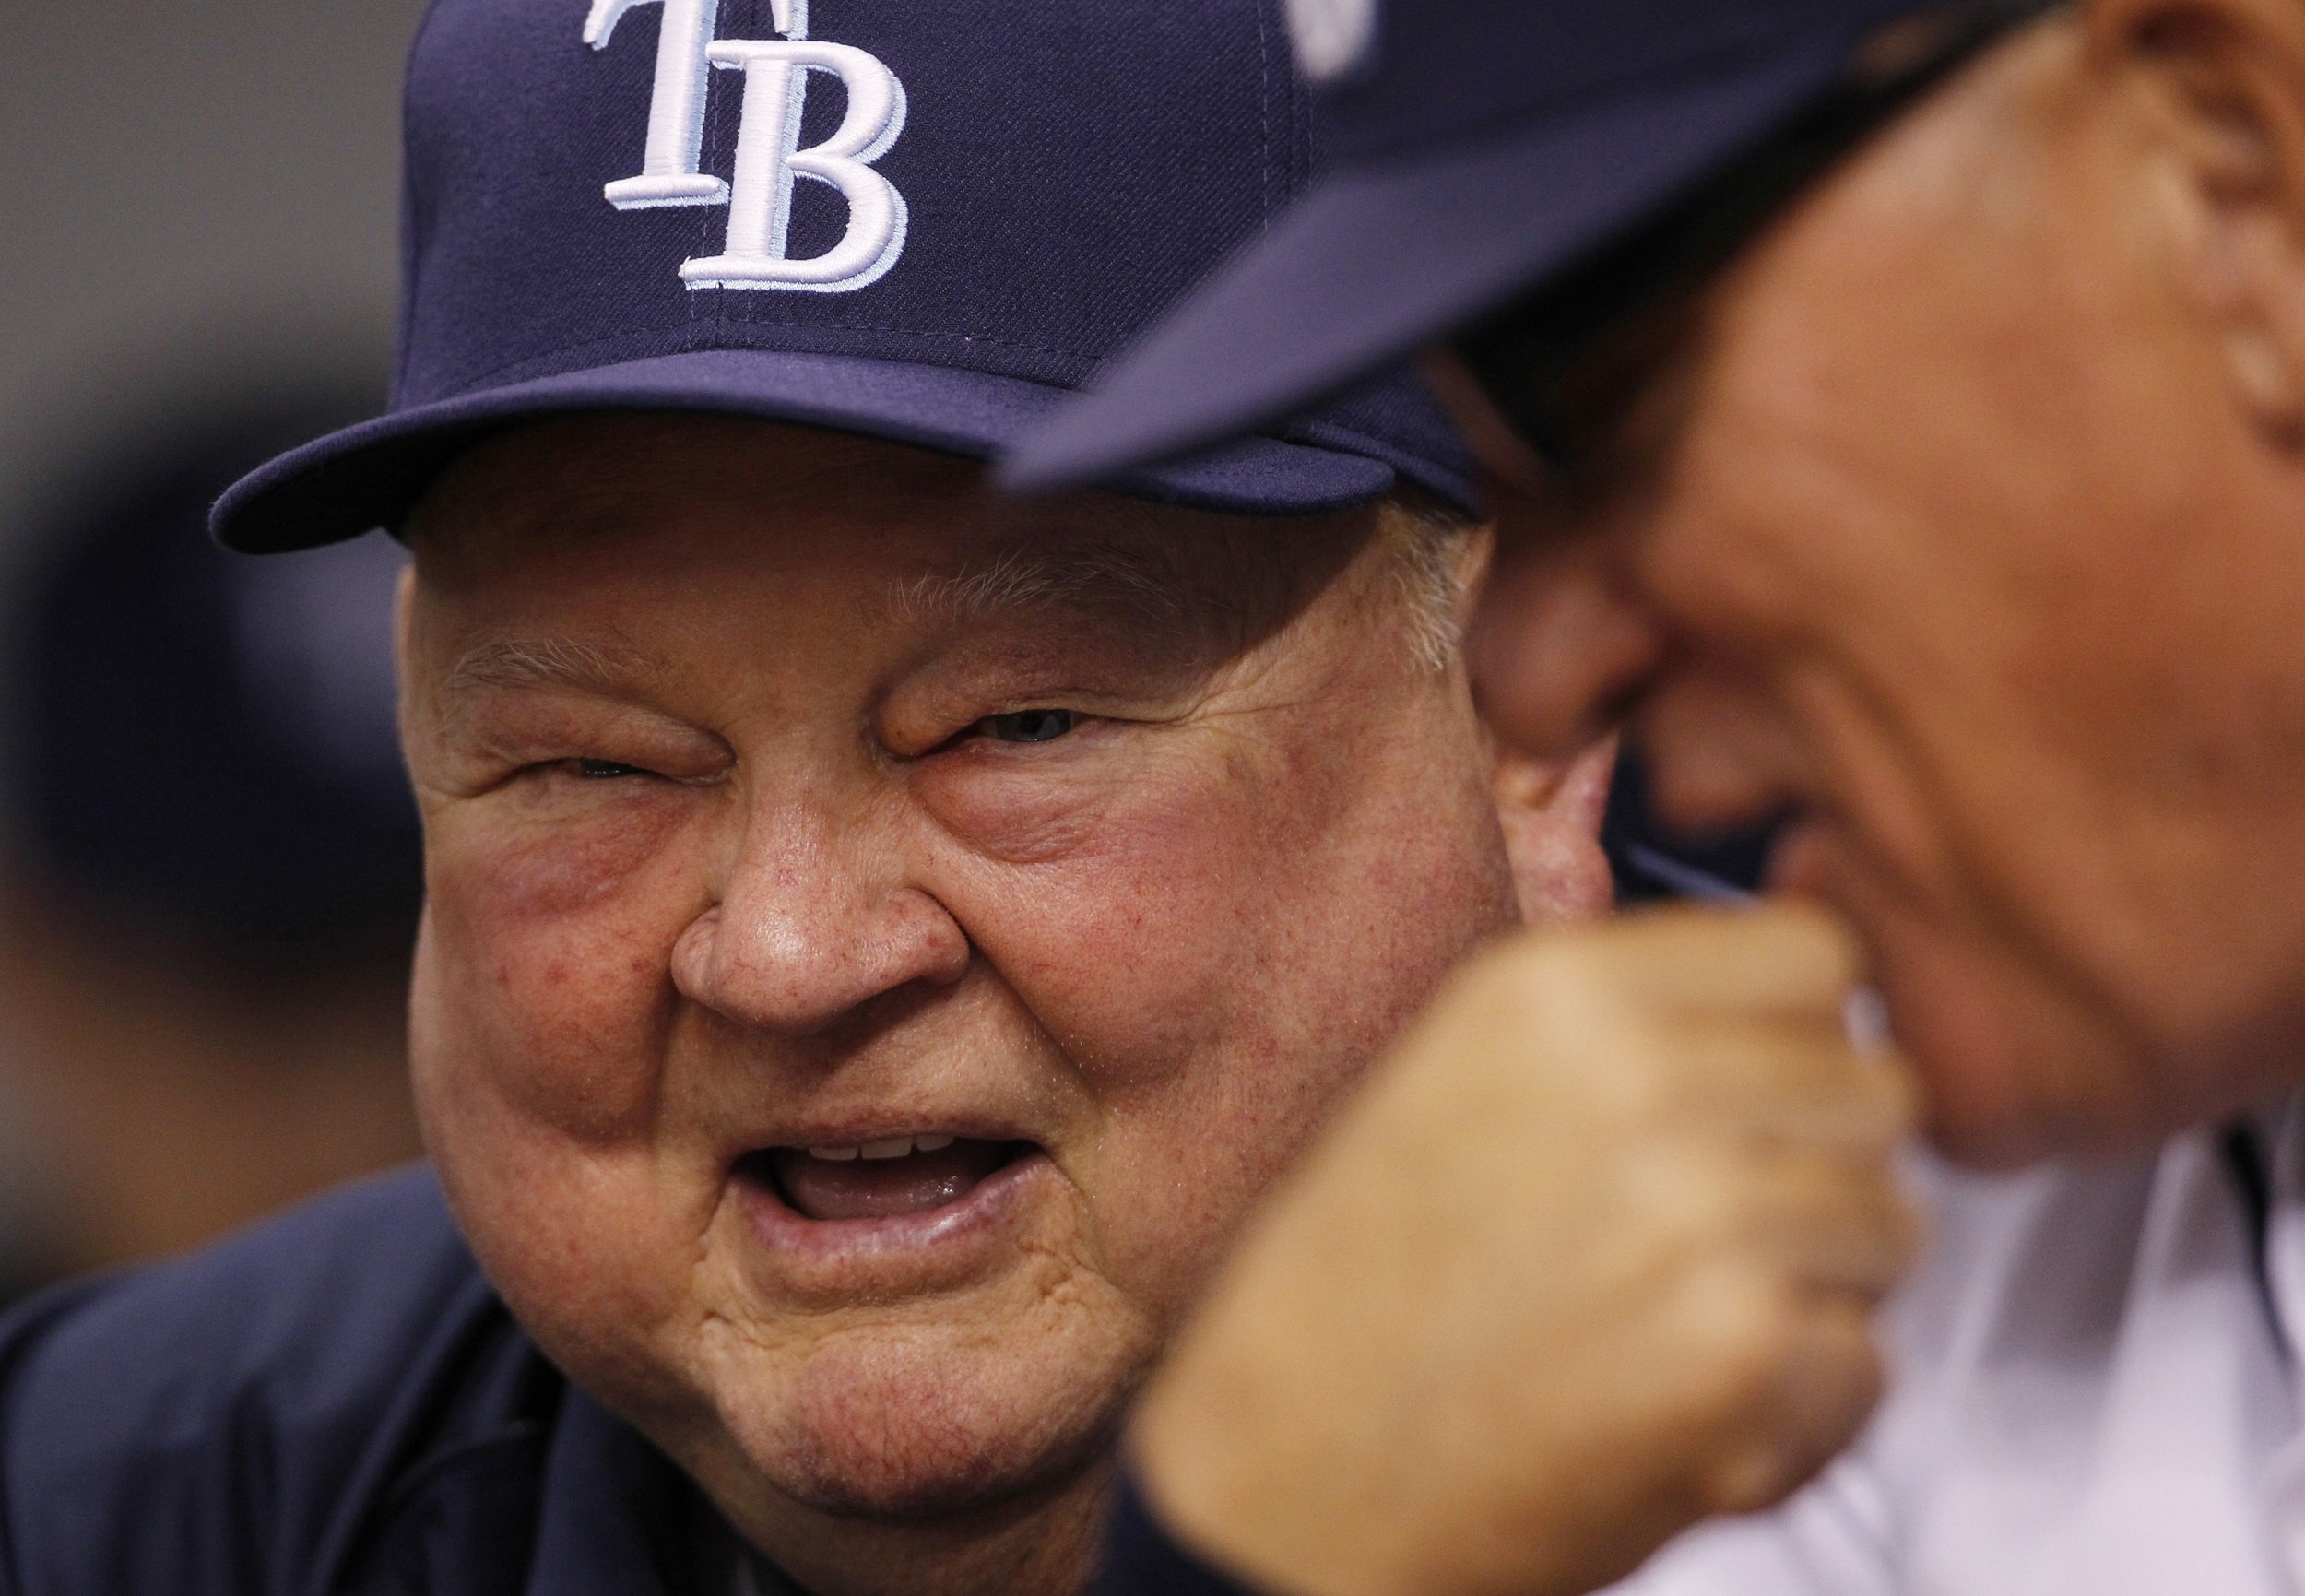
1880, 1192, 1929, 1277
1620, 1142, 1744, 1248
1765, 900, 1861, 968
1843, 1335, 1890, 1417
1803, 1309, 1891, 1449
1858, 1056, 1922, 1128
1812, 1061, 1920, 1157
1700, 1441, 1801, 1519
1458, 936, 1670, 1100
1694, 1302, 1884, 1518
1512, 940, 1630, 1023
1672, 1261, 1803, 1414
1458, 932, 1599, 1029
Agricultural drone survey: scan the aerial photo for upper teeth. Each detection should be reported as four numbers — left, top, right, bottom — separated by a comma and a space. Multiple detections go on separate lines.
807, 1134, 956, 1163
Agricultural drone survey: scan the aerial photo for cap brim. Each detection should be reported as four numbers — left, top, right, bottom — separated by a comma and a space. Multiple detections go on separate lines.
1001, 35, 1850, 496
213, 349, 1406, 552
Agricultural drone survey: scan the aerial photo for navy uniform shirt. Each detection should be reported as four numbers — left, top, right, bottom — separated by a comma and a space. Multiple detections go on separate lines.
0, 1165, 1249, 1596
0, 1168, 793, 1596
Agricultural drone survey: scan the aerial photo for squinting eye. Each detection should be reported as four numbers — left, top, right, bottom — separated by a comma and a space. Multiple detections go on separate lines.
978, 710, 1079, 745
573, 759, 647, 780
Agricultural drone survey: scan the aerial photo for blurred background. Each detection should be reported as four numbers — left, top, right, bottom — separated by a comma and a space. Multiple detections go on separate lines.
0, 2, 432, 1296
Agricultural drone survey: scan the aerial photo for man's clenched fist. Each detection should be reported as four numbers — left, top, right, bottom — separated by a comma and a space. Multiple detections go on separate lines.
1132, 904, 1921, 1596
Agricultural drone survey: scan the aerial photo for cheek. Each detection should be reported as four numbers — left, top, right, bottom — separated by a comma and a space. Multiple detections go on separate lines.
413, 795, 709, 1194
1869, 903, 2160, 1168
925, 712, 1516, 1313
923, 756, 1272, 1130
412, 801, 727, 1413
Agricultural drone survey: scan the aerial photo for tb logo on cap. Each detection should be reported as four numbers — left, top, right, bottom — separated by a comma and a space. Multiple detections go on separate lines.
585, 0, 909, 293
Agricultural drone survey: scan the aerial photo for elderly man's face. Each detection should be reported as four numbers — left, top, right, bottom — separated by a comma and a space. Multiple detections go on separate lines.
1461, 5, 2305, 1167
396, 416, 1606, 1571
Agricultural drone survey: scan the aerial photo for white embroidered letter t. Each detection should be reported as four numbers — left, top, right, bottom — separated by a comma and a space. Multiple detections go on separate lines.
586, 0, 729, 208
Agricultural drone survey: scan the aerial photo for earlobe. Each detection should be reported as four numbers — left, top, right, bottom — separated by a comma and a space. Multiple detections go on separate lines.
1495, 736, 1619, 927
2107, 0, 2305, 443
2226, 318, 2305, 440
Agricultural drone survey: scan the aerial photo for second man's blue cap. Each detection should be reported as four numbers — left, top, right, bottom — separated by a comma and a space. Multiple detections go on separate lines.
1003, 0, 2003, 495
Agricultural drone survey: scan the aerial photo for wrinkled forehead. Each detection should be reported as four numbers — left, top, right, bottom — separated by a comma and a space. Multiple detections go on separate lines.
396, 417, 1383, 705
404, 412, 1377, 662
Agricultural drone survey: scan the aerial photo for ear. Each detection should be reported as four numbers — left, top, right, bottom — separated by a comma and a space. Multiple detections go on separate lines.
2094, 0, 2305, 442
1493, 733, 1618, 926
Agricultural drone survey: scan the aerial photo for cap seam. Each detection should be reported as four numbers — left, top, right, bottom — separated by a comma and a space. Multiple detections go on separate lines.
418, 323, 1116, 406
1256, 0, 1277, 218
393, 0, 455, 405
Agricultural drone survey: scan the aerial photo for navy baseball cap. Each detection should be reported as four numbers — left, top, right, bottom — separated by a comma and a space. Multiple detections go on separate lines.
1003, 0, 2052, 493
212, 0, 1474, 554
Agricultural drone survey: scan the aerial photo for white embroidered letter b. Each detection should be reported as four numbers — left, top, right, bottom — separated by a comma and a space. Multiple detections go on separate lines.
682, 41, 908, 292
586, 0, 730, 208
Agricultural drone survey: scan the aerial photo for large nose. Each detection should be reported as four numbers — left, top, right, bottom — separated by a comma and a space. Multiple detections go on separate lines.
670, 798, 970, 1036
1470, 524, 1668, 761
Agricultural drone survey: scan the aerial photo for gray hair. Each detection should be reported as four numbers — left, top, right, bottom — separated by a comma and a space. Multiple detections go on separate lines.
1382, 497, 1483, 675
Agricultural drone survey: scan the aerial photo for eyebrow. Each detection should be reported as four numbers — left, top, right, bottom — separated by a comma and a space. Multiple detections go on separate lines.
445, 634, 674, 697
889, 541, 1219, 637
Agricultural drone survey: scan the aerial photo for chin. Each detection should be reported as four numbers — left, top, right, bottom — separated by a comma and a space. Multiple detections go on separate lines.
1921, 1079, 2170, 1173
712, 1317, 1142, 1521
1918, 1088, 2066, 1173
1774, 825, 2169, 1169
1875, 925, 2164, 1171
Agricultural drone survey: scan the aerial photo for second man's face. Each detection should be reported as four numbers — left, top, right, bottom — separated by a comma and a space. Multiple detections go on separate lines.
395, 415, 1609, 1550
1461, 18, 2305, 1166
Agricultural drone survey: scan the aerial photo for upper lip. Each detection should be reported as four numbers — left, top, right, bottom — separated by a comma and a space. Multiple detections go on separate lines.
732, 1117, 1044, 1159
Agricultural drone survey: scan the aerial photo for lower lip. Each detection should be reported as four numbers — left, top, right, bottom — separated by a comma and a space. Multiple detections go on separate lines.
731, 1149, 1054, 1293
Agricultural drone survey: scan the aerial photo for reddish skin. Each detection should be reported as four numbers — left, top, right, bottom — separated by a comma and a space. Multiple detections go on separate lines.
397, 416, 1613, 1596
1458, 0, 2305, 1169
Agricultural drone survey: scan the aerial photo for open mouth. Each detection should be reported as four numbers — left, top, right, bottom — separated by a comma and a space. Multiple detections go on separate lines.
741, 1137, 1037, 1224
